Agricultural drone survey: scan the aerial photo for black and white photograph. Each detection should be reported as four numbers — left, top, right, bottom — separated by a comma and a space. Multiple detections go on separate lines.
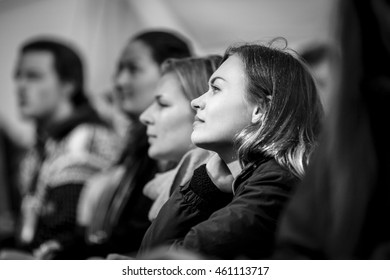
0, 0, 389, 279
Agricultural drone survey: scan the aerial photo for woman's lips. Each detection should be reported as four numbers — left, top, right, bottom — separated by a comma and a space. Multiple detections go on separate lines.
194, 115, 204, 122
146, 133, 157, 142
147, 137, 156, 145
193, 115, 204, 127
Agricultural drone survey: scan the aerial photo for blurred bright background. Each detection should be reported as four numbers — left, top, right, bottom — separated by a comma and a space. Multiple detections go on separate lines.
0, 0, 338, 138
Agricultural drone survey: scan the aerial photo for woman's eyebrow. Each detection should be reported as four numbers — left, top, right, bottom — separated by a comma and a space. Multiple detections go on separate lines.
155, 95, 169, 102
210, 76, 226, 84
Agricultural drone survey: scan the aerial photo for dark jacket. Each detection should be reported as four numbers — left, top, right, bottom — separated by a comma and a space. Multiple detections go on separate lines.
82, 122, 158, 258
16, 106, 120, 259
274, 134, 390, 260
138, 155, 299, 259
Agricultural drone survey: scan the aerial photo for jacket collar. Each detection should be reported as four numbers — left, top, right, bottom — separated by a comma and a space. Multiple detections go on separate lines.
232, 154, 272, 194
37, 105, 105, 142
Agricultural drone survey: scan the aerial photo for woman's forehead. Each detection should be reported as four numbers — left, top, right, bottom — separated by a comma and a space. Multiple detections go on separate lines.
210, 55, 245, 84
156, 74, 185, 98
120, 40, 154, 64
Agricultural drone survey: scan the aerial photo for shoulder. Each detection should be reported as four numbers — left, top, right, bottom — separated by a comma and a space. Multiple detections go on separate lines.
64, 123, 122, 160
252, 158, 298, 183
66, 123, 118, 147
39, 123, 121, 187
235, 158, 300, 196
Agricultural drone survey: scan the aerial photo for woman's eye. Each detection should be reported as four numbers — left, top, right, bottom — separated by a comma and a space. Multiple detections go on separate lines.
157, 101, 169, 107
211, 84, 220, 93
127, 64, 138, 74
118, 62, 139, 74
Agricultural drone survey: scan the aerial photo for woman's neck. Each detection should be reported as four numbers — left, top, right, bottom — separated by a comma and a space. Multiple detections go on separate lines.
219, 151, 242, 178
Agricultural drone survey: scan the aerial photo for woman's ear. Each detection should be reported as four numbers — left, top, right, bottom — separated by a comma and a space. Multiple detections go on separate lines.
251, 106, 262, 124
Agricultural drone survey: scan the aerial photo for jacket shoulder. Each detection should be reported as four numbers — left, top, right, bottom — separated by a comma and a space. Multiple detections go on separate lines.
65, 123, 122, 161
236, 158, 299, 195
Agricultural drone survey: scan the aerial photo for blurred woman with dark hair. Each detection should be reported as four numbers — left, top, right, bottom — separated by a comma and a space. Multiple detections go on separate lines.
76, 30, 194, 258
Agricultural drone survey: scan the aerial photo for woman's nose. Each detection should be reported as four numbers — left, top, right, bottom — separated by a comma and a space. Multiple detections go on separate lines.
139, 103, 154, 125
115, 70, 132, 91
191, 94, 205, 111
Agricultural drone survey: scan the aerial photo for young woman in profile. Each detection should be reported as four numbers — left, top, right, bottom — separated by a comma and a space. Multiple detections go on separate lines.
76, 30, 193, 258
86, 55, 221, 259
139, 55, 222, 222
138, 40, 324, 260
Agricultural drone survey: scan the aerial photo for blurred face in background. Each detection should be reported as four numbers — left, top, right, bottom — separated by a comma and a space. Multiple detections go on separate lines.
191, 54, 254, 156
15, 51, 69, 121
114, 39, 161, 119
140, 73, 195, 163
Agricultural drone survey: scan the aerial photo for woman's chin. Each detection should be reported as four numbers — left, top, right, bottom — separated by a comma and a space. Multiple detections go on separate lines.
191, 138, 212, 151
148, 148, 159, 160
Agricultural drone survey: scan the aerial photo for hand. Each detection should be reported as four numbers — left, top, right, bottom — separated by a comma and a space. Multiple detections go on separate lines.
206, 154, 234, 193
33, 240, 62, 259
106, 253, 134, 260
0, 249, 37, 260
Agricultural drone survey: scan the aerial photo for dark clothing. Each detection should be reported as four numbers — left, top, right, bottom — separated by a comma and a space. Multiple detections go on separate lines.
274, 92, 390, 259
82, 122, 158, 258
139, 156, 299, 259
0, 127, 25, 241
33, 185, 82, 248
13, 106, 120, 259
44, 105, 105, 141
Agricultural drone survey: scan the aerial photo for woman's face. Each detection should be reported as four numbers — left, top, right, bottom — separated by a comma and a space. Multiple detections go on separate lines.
140, 73, 195, 162
114, 40, 161, 118
191, 54, 254, 156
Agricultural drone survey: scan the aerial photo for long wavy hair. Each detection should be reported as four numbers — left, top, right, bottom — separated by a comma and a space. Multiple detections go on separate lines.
225, 41, 323, 178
